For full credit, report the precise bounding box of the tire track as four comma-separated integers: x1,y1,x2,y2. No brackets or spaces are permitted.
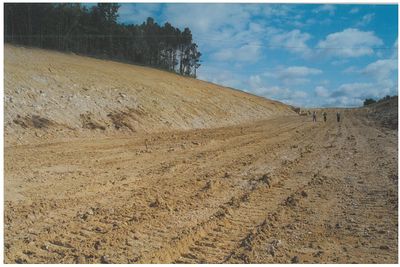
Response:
223,112,396,263
139,120,338,263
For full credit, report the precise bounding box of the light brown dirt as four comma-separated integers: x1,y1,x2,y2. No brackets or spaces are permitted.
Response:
5,109,398,263
4,46,398,264
4,45,293,146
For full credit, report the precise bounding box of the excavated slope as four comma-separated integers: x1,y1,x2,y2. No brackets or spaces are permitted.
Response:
4,45,294,145
363,97,398,130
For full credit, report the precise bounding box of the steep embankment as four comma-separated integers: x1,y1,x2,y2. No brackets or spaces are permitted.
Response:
362,97,398,130
4,45,294,145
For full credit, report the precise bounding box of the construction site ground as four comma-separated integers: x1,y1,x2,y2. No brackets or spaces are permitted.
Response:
4,110,398,263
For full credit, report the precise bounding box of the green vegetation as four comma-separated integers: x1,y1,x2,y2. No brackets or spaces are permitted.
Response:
363,95,397,107
4,3,201,77
363,98,377,106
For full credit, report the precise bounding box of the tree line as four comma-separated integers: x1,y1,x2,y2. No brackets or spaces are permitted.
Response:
363,95,397,106
4,3,202,77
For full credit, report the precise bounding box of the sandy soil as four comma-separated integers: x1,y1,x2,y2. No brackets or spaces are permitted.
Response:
5,109,398,263
4,45,293,146
4,45,398,264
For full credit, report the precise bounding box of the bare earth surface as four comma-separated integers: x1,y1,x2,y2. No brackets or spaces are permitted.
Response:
4,45,292,146
4,45,398,264
5,110,398,264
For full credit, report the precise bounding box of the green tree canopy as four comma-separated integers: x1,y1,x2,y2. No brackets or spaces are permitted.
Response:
5,3,201,77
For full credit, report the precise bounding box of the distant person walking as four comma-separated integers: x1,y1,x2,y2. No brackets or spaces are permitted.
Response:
323,112,327,122
312,111,317,122
336,112,341,122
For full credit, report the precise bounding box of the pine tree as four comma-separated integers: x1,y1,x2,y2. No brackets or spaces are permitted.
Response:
4,4,201,77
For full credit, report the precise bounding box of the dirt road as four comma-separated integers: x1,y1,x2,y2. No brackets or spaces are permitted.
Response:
4,110,398,263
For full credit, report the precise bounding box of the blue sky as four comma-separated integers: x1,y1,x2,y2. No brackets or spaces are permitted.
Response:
116,3,397,107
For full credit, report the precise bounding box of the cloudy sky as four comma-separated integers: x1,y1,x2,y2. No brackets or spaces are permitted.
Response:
117,3,397,107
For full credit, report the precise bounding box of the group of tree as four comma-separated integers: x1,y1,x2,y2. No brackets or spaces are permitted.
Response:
363,95,397,106
4,3,201,77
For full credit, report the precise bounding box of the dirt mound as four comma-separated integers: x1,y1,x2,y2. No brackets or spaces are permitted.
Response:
363,97,398,129
4,45,294,145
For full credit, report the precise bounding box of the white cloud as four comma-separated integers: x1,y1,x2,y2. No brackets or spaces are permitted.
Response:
277,66,322,77
116,4,396,108
315,86,330,97
285,78,310,86
331,59,349,66
362,59,397,81
249,75,263,88
256,5,307,28
315,78,397,107
259,4,294,17
313,5,336,16
161,4,256,44
212,50,232,61
251,86,289,98
317,28,383,58
343,58,397,82
267,28,312,57
247,73,395,108
335,58,397,105
332,82,390,99
264,66,322,86
198,67,243,89
251,85,307,103
118,4,161,24
162,4,245,33
330,96,364,107
212,42,262,62
160,4,274,68
247,75,308,106
356,13,375,27
293,90,308,99
305,18,317,25
343,66,359,74
248,22,264,33
320,80,330,86
392,39,398,59
350,7,359,14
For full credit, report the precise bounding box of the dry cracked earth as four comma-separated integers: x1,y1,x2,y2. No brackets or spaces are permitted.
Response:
4,110,398,264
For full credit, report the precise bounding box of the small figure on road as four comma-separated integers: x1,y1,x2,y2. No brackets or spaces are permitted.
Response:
323,112,327,122
312,111,317,122
336,112,341,122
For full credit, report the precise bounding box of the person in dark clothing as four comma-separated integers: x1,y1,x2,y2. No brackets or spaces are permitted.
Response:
312,111,317,122
336,112,341,122
323,112,327,122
